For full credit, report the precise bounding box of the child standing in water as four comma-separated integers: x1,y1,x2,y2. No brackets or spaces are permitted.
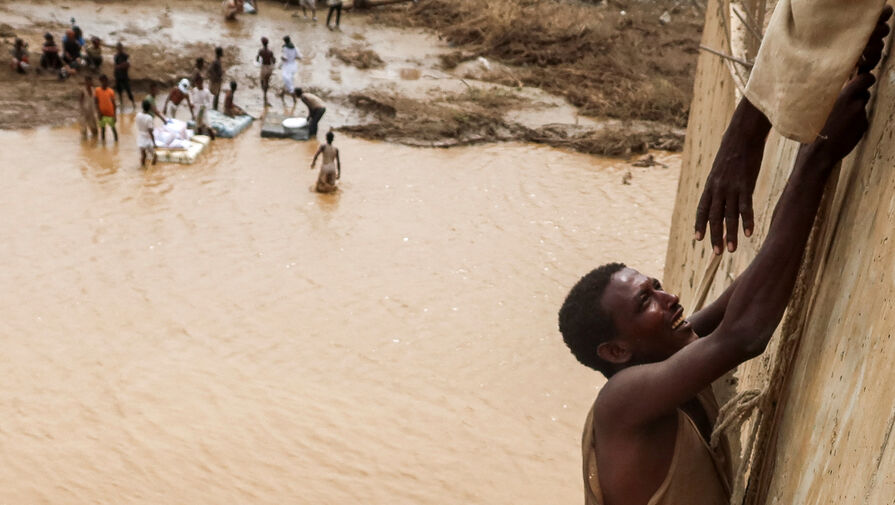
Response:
95,74,118,142
310,130,341,193
136,99,157,167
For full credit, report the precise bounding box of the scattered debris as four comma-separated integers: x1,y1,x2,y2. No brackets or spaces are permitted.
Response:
631,154,668,168
328,45,385,69
340,90,684,156
0,23,16,38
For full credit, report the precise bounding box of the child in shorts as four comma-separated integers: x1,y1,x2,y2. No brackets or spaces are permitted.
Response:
95,74,118,142
136,99,157,166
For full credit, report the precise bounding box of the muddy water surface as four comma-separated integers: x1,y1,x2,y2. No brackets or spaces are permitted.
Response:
1,121,678,504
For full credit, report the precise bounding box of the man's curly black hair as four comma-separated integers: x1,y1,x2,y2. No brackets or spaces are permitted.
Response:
558,262,626,378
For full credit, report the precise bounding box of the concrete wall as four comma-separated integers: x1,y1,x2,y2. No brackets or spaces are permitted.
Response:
664,1,895,503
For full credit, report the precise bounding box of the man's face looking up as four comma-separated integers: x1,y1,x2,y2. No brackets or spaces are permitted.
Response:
598,268,698,367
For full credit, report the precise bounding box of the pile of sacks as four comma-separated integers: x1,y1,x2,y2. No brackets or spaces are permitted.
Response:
153,118,194,150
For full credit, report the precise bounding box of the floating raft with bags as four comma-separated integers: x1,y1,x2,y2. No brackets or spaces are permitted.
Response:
156,135,212,164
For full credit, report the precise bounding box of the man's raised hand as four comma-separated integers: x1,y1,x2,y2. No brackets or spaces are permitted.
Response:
815,72,875,162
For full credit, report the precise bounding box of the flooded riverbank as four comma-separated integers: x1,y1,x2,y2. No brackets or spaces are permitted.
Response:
0,122,679,504
0,0,685,155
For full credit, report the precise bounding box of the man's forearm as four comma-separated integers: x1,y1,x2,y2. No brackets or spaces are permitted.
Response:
689,276,740,337
718,143,837,352
728,97,772,150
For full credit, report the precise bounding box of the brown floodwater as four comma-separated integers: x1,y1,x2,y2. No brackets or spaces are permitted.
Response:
0,122,679,504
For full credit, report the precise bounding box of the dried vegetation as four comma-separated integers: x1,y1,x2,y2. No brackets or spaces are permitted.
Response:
370,0,702,126
328,45,386,69
341,87,684,155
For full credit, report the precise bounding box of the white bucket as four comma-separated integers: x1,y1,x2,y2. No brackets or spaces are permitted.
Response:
282,117,308,129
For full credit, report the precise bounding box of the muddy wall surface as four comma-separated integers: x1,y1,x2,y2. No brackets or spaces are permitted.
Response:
664,0,895,503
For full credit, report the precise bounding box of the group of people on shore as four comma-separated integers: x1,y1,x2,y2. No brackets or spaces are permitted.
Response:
9,23,128,85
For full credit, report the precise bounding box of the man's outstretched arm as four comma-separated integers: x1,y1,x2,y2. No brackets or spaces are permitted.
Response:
694,97,770,255
600,71,876,427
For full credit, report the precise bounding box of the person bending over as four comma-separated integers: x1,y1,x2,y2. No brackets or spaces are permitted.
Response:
558,59,879,505
292,87,325,138
164,79,194,120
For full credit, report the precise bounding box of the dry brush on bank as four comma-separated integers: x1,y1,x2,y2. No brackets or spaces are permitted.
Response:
370,0,702,127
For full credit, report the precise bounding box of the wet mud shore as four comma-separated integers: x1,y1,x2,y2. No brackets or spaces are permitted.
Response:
0,0,701,155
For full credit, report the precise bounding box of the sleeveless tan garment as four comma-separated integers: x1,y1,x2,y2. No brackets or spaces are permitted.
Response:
582,389,731,505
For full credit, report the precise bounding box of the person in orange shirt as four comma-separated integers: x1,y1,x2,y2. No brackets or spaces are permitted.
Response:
94,74,118,142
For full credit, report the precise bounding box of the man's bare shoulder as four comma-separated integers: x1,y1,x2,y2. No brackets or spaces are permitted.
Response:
593,365,684,435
